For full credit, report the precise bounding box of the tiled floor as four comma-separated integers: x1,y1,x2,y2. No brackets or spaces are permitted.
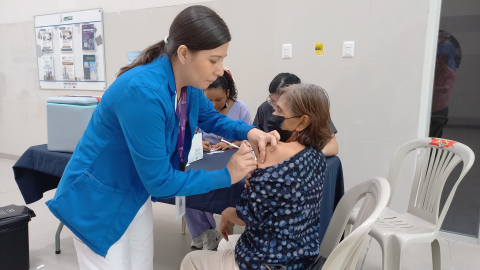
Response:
440,127,480,237
1,158,480,270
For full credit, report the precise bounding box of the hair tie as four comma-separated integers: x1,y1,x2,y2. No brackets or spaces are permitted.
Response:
164,36,169,45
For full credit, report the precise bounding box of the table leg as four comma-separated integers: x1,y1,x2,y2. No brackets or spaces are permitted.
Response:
181,217,186,235
55,222,64,254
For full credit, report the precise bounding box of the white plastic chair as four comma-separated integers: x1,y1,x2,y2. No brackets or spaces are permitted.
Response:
312,177,391,270
347,138,475,270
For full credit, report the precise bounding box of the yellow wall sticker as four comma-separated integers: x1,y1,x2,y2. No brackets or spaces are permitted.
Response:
315,43,324,55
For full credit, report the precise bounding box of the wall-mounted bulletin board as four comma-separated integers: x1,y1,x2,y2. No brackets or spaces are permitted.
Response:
34,9,106,90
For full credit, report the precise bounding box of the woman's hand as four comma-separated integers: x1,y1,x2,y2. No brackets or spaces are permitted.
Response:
220,207,246,241
213,141,241,150
202,141,211,152
212,142,228,151
220,214,234,241
247,129,280,163
212,141,236,151
226,141,257,185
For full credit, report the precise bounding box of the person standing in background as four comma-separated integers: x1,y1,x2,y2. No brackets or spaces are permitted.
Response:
253,73,339,156
432,53,457,118
438,31,456,72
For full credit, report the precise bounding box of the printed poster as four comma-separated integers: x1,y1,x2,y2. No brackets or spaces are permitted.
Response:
39,27,53,53
127,51,142,64
90,61,98,81
82,24,95,51
42,55,55,80
83,55,97,81
59,25,73,52
61,54,75,80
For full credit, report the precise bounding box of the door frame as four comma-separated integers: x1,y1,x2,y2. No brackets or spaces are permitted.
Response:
421,0,480,245
417,0,443,138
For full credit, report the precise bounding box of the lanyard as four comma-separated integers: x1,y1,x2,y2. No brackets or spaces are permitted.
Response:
176,87,188,166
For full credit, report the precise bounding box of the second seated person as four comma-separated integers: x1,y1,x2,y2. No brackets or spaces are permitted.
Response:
187,68,253,250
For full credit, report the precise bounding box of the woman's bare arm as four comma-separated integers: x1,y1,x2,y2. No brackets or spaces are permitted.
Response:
222,207,246,226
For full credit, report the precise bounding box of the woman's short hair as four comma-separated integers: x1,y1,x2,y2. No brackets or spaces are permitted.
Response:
278,84,332,151
269,73,301,94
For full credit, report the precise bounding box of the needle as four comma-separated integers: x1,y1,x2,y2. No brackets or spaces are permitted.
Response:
221,139,257,160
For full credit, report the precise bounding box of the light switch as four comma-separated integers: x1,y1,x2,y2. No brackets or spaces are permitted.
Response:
342,41,355,58
282,44,292,59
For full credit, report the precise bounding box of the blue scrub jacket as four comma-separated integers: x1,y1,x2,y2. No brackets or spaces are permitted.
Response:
46,55,254,256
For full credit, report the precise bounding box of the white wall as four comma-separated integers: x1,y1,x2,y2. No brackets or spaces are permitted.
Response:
0,0,433,196
0,0,213,24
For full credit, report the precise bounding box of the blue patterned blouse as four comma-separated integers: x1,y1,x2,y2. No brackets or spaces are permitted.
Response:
235,147,326,270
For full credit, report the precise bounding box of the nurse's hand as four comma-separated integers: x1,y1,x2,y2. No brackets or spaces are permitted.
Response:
247,129,281,163
226,141,257,185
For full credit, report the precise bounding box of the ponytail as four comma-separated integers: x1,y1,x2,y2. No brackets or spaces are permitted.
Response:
116,5,231,78
117,41,166,77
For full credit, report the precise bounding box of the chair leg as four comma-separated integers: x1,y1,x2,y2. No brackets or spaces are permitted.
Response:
431,239,442,270
55,222,64,254
181,216,186,235
380,237,403,270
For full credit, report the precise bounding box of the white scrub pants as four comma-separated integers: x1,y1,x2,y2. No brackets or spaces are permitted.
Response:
73,198,154,270
180,234,241,270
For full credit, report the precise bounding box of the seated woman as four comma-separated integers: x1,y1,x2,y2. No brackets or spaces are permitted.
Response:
181,83,332,270
201,68,253,152
186,69,253,251
253,73,339,156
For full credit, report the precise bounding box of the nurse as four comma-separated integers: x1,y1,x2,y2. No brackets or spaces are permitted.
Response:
46,5,278,270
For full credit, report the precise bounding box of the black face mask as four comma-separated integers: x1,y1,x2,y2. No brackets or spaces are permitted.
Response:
267,115,292,142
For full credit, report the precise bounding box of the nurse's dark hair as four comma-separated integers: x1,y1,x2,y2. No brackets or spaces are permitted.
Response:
117,5,231,77
269,73,301,94
278,84,332,151
205,70,237,99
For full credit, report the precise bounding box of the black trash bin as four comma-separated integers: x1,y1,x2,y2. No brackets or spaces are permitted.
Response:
0,205,36,270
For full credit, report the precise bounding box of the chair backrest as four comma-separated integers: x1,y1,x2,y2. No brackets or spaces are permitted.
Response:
318,177,390,270
387,138,475,227
429,116,449,137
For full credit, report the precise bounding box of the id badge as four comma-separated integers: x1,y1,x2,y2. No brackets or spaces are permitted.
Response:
175,196,186,221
